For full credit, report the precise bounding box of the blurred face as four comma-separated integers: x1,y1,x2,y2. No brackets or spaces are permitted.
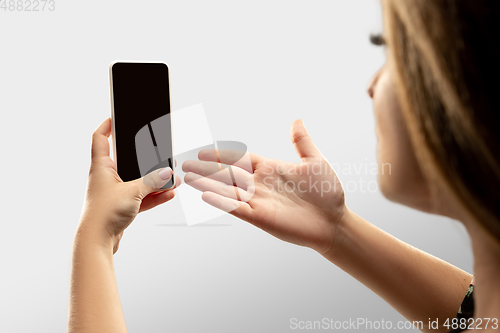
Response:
367,57,432,212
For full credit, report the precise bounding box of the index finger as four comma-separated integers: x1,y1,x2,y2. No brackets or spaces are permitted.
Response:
91,117,112,161
198,149,262,173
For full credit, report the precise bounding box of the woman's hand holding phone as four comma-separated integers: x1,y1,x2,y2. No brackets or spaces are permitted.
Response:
182,119,347,256
78,117,181,254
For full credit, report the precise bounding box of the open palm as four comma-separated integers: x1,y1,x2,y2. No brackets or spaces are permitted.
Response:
182,120,346,255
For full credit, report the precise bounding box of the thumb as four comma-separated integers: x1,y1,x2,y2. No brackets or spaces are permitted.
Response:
133,167,173,197
290,119,323,161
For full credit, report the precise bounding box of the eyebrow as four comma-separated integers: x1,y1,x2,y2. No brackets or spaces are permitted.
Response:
369,33,386,46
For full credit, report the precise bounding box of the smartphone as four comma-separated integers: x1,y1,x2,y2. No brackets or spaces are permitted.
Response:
109,61,175,189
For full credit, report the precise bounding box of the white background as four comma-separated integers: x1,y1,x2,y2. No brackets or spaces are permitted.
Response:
0,1,473,332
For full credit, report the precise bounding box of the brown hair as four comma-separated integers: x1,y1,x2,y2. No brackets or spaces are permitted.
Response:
382,0,500,240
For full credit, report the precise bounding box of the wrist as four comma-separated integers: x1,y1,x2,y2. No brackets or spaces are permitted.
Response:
318,206,357,262
74,218,115,253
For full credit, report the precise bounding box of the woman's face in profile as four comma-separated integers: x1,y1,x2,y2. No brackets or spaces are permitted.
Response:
367,57,432,213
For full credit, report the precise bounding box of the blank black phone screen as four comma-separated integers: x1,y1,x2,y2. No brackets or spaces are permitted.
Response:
110,62,173,186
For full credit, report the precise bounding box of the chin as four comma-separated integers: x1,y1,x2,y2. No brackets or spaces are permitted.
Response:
377,173,434,213
377,175,400,203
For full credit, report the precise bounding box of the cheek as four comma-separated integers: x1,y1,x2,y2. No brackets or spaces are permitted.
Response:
374,92,402,195
373,74,404,176
372,74,428,206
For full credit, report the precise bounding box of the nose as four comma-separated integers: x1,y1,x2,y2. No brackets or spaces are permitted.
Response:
367,80,374,98
366,67,382,99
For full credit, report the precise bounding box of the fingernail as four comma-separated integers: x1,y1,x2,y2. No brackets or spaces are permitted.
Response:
159,167,172,180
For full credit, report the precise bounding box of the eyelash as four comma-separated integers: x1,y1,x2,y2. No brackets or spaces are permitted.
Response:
370,33,386,46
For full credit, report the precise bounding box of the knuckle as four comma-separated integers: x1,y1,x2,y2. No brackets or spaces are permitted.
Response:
292,133,307,145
